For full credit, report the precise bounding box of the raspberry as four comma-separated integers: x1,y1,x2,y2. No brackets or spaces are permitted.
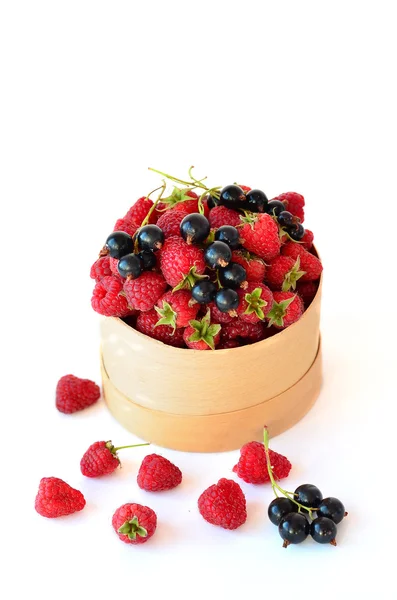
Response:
112,503,157,544
90,256,112,282
217,339,241,349
208,301,236,324
156,209,184,238
136,309,185,347
124,197,157,225
56,374,100,414
137,454,182,491
35,477,86,518
183,309,221,350
221,320,264,343
273,192,305,222
267,291,304,329
240,213,280,261
80,440,148,477
296,281,318,307
198,478,247,530
91,275,130,317
232,250,266,282
109,256,120,275
239,185,252,192
265,255,305,291
123,271,167,311
233,441,292,484
158,189,206,216
282,242,323,281
159,236,206,289
209,205,241,229
237,282,274,324
113,217,140,237
300,228,314,250
156,290,199,329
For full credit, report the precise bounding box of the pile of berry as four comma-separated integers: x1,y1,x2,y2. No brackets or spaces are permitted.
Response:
90,168,323,349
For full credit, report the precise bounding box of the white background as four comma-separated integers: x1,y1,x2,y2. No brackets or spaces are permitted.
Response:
1,1,396,599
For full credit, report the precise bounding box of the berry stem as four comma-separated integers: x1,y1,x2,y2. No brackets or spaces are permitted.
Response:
140,181,167,228
112,442,150,452
263,427,317,518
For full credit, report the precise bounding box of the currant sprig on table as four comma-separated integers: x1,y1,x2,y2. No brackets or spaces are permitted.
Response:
263,427,347,548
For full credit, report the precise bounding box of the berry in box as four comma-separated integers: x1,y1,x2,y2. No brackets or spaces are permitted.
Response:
91,168,323,452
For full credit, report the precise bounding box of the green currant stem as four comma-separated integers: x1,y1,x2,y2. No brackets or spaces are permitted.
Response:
263,427,317,518
140,181,167,228
113,442,150,452
188,165,208,187
149,167,205,189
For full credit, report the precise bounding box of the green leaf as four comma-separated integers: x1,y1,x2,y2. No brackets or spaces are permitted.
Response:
187,309,220,349
282,257,306,292
266,296,295,327
172,266,208,292
243,287,268,320
154,302,177,332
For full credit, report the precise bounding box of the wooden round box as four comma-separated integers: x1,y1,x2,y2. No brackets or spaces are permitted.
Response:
100,272,322,452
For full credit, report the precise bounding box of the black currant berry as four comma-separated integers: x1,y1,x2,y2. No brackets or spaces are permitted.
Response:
137,225,164,252
215,288,239,313
219,184,247,210
246,189,268,213
180,213,210,244
191,280,217,304
218,262,247,289
138,250,157,271
266,200,285,217
277,211,295,227
117,253,142,279
204,241,232,269
294,484,323,509
214,226,240,249
105,231,134,259
288,223,305,241
317,497,346,524
310,517,337,545
206,193,218,209
278,513,310,547
268,498,298,526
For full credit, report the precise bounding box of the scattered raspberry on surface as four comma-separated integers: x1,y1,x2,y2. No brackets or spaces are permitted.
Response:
56,374,100,414
137,454,182,491
136,309,186,347
91,275,130,316
35,477,86,518
239,213,281,261
90,256,112,282
80,441,120,477
112,503,157,544
124,271,167,311
198,478,247,530
233,441,292,484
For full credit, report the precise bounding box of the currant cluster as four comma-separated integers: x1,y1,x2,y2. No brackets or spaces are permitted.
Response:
210,184,305,241
104,224,164,279
263,428,347,548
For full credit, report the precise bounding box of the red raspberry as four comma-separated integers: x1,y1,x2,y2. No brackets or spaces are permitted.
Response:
296,281,318,307
237,282,274,323
159,236,206,289
123,271,167,311
221,320,264,343
91,275,130,317
137,454,182,491
217,339,241,349
233,441,292,484
198,478,247,530
35,477,86,518
56,374,100,414
113,217,140,237
156,290,199,329
232,250,266,282
136,310,185,347
282,242,323,281
183,309,221,350
157,189,205,216
300,228,314,250
209,205,241,228
208,302,237,324
112,503,157,545
90,256,112,282
80,440,148,478
265,255,305,291
156,209,184,238
273,192,305,222
124,197,157,225
240,213,280,261
109,256,119,275
267,291,304,329
239,185,252,192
